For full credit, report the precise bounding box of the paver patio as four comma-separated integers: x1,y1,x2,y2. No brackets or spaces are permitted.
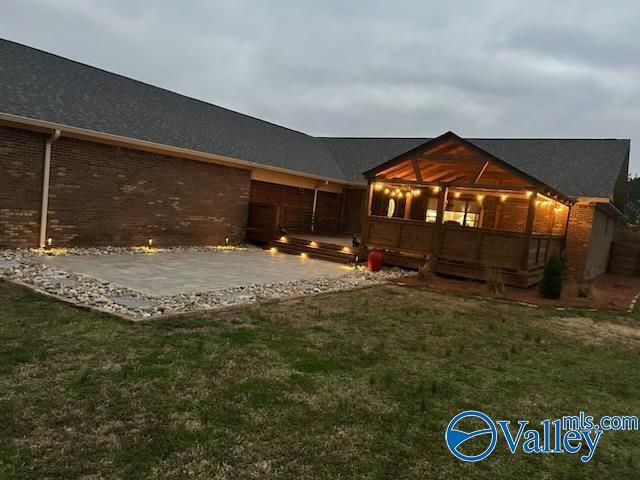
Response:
35,249,353,296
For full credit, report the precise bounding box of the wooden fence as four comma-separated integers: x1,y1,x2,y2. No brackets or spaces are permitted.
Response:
609,241,640,276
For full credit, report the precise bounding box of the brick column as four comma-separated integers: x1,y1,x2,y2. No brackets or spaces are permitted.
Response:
564,202,595,280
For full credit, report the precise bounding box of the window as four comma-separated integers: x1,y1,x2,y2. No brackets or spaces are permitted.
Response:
371,189,405,218
443,199,481,227
425,197,438,223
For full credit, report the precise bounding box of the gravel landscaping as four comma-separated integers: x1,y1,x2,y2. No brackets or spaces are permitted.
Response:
0,246,411,320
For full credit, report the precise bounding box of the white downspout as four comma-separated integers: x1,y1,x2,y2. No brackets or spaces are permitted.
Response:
311,187,318,232
39,129,61,248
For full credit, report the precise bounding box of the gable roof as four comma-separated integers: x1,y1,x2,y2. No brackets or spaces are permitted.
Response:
0,38,344,181
0,38,630,201
326,135,630,200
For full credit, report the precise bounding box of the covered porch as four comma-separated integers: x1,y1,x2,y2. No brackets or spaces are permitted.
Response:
361,132,572,286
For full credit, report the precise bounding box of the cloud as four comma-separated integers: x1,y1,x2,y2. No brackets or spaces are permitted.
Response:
1,0,638,172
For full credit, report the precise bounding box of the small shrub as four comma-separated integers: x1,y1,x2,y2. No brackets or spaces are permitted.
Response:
485,267,505,295
418,256,434,282
540,254,563,298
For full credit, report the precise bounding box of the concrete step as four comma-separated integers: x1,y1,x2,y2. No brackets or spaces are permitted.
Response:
266,240,363,265
276,235,358,252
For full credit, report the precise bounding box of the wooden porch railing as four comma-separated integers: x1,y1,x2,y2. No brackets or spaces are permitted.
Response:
365,215,564,273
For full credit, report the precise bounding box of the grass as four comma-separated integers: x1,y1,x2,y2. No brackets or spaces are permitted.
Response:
0,281,639,479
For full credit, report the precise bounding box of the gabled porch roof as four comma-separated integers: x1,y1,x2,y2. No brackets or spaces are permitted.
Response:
362,131,575,204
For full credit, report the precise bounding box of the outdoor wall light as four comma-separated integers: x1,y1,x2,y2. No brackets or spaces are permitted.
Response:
500,194,508,202
453,191,461,198
412,189,421,196
374,183,383,191
477,194,485,203
432,186,440,193
225,237,229,245
46,237,53,247
526,191,534,198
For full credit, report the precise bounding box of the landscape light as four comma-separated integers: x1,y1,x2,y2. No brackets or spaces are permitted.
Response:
280,236,287,242
300,252,308,259
310,241,318,247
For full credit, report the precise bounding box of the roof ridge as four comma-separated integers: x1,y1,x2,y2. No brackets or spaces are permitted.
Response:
320,135,628,141
0,37,314,139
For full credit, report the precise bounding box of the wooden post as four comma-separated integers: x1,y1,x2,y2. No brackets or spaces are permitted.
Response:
519,191,537,271
360,182,374,247
404,193,413,219
431,185,447,268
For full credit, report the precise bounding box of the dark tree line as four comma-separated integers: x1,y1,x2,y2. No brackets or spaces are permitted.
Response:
628,176,640,225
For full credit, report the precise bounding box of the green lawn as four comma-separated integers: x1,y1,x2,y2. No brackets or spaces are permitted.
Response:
1,280,639,479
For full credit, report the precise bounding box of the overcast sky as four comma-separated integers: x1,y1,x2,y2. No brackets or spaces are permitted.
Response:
2,0,639,173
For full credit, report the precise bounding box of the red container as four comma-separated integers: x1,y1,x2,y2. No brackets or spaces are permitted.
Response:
368,249,384,272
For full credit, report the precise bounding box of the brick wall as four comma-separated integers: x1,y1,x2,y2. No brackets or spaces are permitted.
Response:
492,198,528,232
0,126,46,247
564,203,596,280
1,126,251,247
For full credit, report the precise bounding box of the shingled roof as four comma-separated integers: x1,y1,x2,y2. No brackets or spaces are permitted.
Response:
0,39,630,201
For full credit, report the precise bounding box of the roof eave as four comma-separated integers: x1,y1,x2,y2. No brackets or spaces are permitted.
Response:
0,112,363,187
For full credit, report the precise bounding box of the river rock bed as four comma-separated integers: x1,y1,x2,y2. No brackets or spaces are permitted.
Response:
0,247,412,320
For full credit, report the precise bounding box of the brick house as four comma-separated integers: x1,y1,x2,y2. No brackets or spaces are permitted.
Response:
0,40,630,284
